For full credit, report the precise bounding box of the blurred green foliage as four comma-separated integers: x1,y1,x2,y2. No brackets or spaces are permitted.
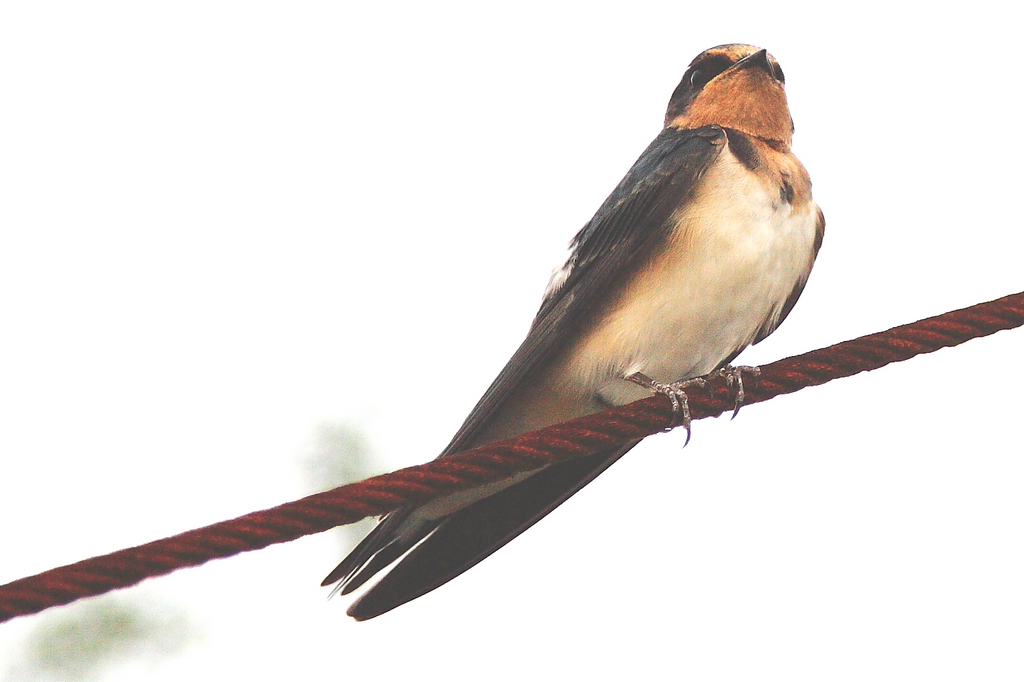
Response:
4,596,192,681
300,421,384,550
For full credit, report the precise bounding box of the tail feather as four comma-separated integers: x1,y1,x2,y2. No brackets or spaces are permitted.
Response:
321,510,414,588
338,523,438,595
346,441,638,620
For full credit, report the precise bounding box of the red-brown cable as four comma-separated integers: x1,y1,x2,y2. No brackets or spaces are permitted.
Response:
1,291,1022,623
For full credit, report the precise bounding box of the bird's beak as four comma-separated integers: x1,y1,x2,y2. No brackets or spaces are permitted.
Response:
732,49,781,83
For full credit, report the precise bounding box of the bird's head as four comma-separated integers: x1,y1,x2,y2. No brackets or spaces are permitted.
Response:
665,44,792,149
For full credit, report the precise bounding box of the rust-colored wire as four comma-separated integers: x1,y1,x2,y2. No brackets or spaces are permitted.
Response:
1,291,1022,623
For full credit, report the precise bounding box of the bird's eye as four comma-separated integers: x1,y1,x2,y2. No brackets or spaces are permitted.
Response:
689,69,706,88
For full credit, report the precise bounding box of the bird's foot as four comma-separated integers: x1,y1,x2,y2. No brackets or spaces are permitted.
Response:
626,372,711,445
714,365,761,419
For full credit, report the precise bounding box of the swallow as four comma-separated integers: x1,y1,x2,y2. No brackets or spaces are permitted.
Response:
323,44,824,620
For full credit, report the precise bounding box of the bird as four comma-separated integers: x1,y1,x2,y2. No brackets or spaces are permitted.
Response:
323,44,825,620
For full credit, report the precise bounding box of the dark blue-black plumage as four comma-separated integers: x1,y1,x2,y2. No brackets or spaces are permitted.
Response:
325,127,727,620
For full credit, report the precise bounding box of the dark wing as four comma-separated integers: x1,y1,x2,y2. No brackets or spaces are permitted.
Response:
345,441,639,620
324,126,726,615
441,124,727,454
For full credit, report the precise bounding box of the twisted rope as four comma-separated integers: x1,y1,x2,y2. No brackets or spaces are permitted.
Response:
1,291,1022,623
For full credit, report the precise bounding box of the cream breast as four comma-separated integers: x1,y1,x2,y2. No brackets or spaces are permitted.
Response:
558,138,821,407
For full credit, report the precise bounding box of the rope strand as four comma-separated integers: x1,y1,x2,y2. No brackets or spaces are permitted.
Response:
2,291,1022,623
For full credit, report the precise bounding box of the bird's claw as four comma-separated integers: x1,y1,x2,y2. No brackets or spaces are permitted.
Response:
714,365,761,419
626,372,709,446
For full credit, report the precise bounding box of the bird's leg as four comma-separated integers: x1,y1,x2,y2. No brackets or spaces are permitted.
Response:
714,365,761,419
625,372,711,445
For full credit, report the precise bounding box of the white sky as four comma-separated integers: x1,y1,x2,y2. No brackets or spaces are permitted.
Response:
2,1,1023,679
